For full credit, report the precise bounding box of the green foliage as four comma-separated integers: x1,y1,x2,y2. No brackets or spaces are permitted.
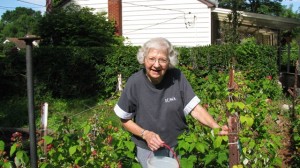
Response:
0,7,42,40
291,104,300,166
0,47,26,99
280,3,300,19
0,97,28,127
0,132,30,167
281,39,300,66
178,116,229,167
178,44,234,73
235,38,278,80
0,70,297,167
0,113,139,168
2,42,17,56
52,0,64,7
218,0,283,16
98,45,140,96
33,46,109,98
38,113,137,167
38,4,120,47
177,70,284,167
178,40,277,81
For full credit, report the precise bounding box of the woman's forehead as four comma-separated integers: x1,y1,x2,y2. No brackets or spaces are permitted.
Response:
148,48,167,56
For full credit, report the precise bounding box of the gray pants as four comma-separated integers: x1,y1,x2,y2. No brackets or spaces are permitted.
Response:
136,146,176,168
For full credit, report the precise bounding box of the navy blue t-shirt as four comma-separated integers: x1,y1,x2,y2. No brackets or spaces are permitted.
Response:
114,68,200,149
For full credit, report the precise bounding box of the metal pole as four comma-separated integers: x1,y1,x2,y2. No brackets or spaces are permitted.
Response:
19,36,41,168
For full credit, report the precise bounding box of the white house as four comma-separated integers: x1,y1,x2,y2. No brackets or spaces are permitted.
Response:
54,0,300,47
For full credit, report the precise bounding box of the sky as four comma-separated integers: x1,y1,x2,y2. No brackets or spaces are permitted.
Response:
282,0,300,12
0,0,299,18
0,0,46,17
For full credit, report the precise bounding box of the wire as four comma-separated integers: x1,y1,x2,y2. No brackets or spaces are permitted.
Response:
17,0,45,7
0,6,16,9
70,104,100,118
124,15,184,34
123,1,185,14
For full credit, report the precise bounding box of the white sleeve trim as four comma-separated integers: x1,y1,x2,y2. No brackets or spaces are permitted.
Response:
114,104,134,119
183,96,200,116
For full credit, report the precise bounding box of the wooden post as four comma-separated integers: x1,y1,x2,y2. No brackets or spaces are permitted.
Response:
228,114,240,167
227,67,240,167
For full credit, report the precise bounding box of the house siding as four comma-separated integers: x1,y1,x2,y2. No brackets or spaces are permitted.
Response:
60,0,213,47
122,0,212,46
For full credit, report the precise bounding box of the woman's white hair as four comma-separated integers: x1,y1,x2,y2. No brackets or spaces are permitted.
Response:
137,37,178,68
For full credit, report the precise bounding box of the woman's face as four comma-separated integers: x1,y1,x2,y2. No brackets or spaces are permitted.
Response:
144,48,169,84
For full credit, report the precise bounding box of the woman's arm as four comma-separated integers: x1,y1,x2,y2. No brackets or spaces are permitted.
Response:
190,104,228,135
121,119,165,151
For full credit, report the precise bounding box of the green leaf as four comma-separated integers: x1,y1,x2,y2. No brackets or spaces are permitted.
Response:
40,163,49,168
14,156,22,167
188,142,195,152
196,142,206,153
58,154,65,161
132,162,142,168
0,141,5,151
83,125,91,135
222,136,228,142
187,155,197,163
179,157,194,168
213,128,221,135
217,152,228,164
43,135,54,144
213,136,223,148
185,133,196,143
16,151,24,160
10,143,17,157
3,162,13,168
124,151,135,159
179,141,189,151
226,102,233,109
75,157,82,164
204,152,217,165
249,140,255,149
125,141,135,151
69,146,77,156
235,102,245,109
240,115,254,127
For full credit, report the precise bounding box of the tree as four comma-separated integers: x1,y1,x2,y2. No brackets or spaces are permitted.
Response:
0,7,42,40
219,0,284,16
38,4,120,47
280,4,300,19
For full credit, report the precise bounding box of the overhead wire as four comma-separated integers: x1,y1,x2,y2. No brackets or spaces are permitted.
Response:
17,0,45,7
123,1,185,14
122,1,196,33
124,15,184,34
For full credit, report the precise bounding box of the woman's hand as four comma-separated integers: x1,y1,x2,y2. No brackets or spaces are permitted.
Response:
218,125,229,136
142,130,165,151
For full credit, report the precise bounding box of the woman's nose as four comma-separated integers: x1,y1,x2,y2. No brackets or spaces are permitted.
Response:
153,60,161,67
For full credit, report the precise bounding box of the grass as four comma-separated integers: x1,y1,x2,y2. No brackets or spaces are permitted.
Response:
0,95,121,130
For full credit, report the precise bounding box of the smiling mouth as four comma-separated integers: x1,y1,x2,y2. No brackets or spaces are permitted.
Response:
151,69,161,73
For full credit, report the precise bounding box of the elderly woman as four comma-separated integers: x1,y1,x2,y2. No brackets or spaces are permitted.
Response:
114,37,228,167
